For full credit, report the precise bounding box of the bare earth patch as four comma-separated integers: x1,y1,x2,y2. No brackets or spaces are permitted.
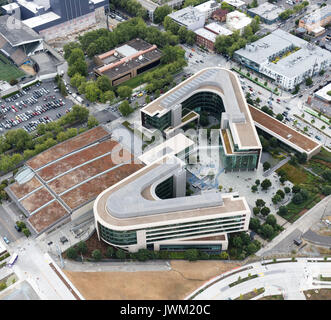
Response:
63,260,241,300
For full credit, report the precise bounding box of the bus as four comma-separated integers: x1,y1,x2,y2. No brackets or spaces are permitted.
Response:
7,253,18,267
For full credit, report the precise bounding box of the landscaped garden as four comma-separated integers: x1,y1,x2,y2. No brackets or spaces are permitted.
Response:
235,287,265,300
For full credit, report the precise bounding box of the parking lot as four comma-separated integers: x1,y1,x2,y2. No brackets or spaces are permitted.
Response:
0,81,74,134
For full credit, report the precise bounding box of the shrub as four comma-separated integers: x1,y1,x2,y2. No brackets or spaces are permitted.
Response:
184,249,199,261
92,249,102,261
116,249,126,259
22,228,31,237
67,248,78,260
106,247,114,258
76,241,88,255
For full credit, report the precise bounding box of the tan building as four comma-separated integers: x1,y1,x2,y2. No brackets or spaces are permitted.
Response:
299,5,331,34
94,39,162,86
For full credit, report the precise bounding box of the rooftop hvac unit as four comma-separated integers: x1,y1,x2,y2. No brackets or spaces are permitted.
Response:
138,55,143,60
114,52,118,56
287,134,292,139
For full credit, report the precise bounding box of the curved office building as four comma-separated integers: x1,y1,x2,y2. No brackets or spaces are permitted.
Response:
141,67,262,172
94,68,261,253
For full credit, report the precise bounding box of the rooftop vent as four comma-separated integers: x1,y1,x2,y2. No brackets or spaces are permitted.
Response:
287,134,292,139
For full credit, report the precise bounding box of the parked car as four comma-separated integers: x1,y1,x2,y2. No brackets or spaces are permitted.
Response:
3,236,10,244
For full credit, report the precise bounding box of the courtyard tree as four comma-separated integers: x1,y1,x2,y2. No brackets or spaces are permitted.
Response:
284,187,291,194
253,207,260,215
292,192,304,204
266,214,277,227
272,194,282,204
261,224,274,239
255,199,266,207
251,185,258,192
260,206,271,216
255,179,260,186
249,217,261,231
276,189,285,199
263,161,271,171
292,185,301,193
261,179,272,190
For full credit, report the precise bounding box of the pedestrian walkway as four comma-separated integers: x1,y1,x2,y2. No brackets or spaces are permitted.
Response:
263,156,290,177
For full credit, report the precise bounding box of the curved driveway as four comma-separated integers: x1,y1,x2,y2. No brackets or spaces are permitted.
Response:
187,258,331,300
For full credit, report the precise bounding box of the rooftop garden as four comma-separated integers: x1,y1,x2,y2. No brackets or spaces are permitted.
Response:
271,46,301,64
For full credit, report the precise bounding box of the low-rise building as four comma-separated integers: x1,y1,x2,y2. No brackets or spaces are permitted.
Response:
195,0,220,20
168,6,205,30
226,10,252,35
211,8,229,22
234,29,331,90
299,5,331,35
247,2,285,25
94,38,162,86
222,0,246,10
314,83,331,104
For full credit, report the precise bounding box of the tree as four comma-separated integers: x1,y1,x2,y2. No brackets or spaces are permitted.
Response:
96,75,112,92
261,224,274,239
260,206,271,216
101,90,115,103
272,194,282,204
116,249,126,259
154,5,172,24
261,179,272,190
66,248,78,260
256,199,266,207
279,206,288,216
247,242,258,255
184,249,199,261
249,217,261,231
117,86,132,99
292,192,303,204
87,116,99,129
22,228,31,237
92,249,102,261
253,207,260,215
106,247,114,258
284,187,291,194
276,189,285,199
292,185,301,193
276,113,284,121
119,100,134,117
263,161,271,171
232,236,243,249
266,214,277,227
136,249,152,262
255,179,260,186
322,170,331,182
251,185,258,192
84,81,101,102
76,241,88,255
305,77,313,86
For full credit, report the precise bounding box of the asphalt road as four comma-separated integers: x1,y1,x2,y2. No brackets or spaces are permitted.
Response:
0,81,74,135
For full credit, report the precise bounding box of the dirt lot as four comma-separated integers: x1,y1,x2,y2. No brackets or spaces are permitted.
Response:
63,260,241,300
304,289,331,300
28,126,109,170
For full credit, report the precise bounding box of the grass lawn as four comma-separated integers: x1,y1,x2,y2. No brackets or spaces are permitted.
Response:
235,287,265,300
277,163,308,184
0,54,25,82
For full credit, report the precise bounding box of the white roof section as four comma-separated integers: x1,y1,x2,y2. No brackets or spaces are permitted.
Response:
248,2,285,21
226,10,252,30
22,11,61,29
16,0,44,13
205,22,233,36
2,3,20,11
314,83,331,102
301,4,331,24
139,133,195,165
194,27,217,42
116,44,138,57
223,0,245,8
90,0,107,4
168,6,205,26
312,25,325,34
195,0,218,13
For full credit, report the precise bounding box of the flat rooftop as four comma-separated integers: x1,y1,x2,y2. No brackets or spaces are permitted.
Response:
8,126,144,234
0,15,42,46
205,22,233,36
301,5,331,24
22,12,61,29
141,68,261,150
248,2,285,21
168,6,205,26
249,105,321,153
314,83,331,103
95,156,249,228
95,38,162,79
195,27,217,42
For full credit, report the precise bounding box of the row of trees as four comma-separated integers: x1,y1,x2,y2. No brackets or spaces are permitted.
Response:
249,214,282,240
279,1,309,20
109,0,148,20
